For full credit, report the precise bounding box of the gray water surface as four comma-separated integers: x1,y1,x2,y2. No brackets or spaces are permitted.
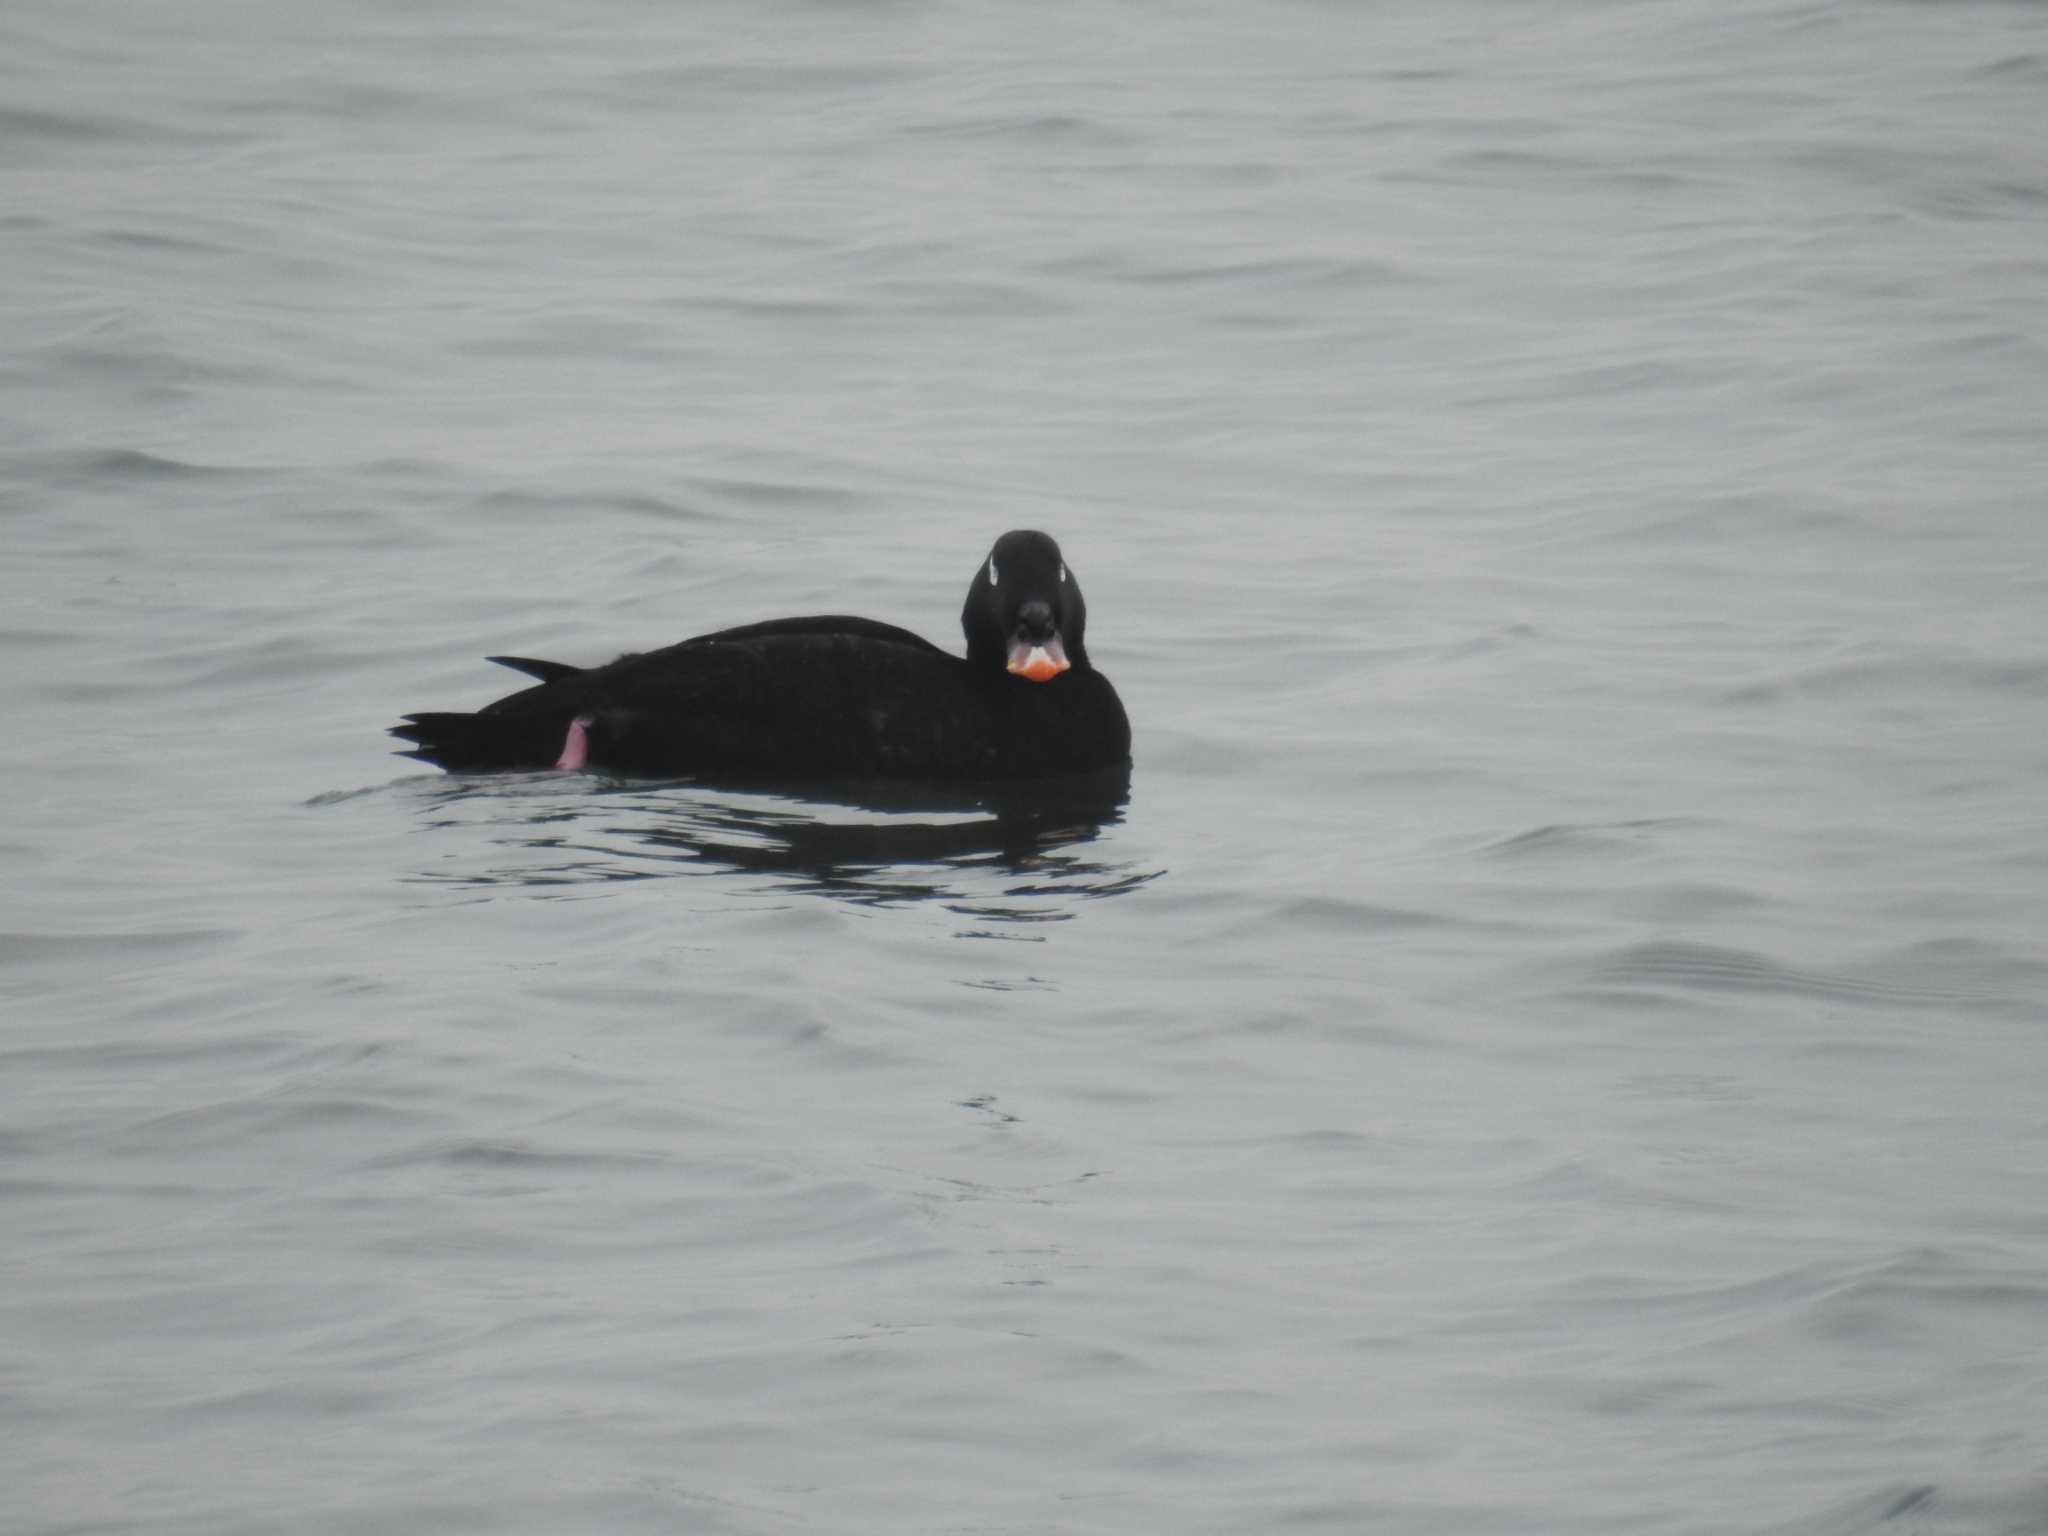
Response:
5,2,2048,1532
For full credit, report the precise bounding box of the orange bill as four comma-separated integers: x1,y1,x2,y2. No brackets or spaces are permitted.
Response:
1006,638,1070,682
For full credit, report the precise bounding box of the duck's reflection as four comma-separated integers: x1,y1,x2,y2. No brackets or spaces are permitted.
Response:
405,765,1155,917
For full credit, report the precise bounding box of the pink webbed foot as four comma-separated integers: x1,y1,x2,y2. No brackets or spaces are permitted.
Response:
555,714,595,772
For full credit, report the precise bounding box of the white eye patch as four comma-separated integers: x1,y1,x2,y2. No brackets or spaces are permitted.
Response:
1058,563,1066,583
988,556,999,586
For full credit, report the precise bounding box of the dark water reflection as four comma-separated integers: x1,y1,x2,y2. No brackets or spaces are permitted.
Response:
397,766,1159,917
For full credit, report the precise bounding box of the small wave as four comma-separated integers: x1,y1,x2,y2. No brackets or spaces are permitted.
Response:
866,275,1072,319
0,105,149,146
0,626,72,651
680,474,864,511
1721,649,2048,705
307,783,404,807
469,487,726,525
0,927,231,969
903,111,1138,150
1118,254,1405,294
687,293,860,323
618,60,914,102
1560,1248,1927,1326
1922,175,2048,221
1480,817,1705,862
361,1137,680,1174
92,225,226,255
1585,940,2008,1010
1267,894,1459,934
47,447,259,483
1976,51,2048,82
118,1094,441,1153
1780,1482,1942,1536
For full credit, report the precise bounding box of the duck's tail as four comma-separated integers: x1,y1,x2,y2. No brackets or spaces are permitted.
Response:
390,654,590,771
388,711,565,771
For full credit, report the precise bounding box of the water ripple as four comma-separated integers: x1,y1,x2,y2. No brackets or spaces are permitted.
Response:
1583,940,2014,1010
380,770,1162,925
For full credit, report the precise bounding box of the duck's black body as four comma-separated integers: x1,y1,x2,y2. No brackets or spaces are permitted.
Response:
390,530,1131,780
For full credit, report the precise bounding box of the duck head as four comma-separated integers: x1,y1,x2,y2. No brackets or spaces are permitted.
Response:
962,529,1090,681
